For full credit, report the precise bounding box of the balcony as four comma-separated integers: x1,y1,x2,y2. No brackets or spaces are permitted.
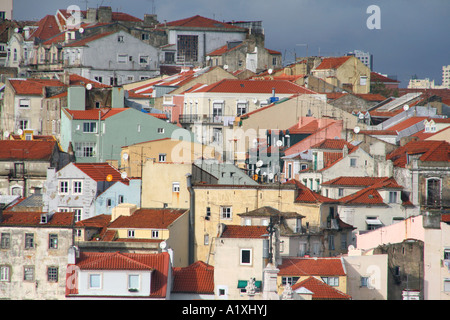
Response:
179,114,235,125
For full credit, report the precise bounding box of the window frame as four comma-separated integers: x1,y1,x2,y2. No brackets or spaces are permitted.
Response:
25,233,34,249
89,273,102,289
240,248,252,266
23,266,35,281
49,234,58,249
172,182,180,193
220,206,232,220
128,274,140,291
72,180,83,194
83,121,97,133
58,180,69,195
0,265,10,282
1,233,11,249
47,266,59,282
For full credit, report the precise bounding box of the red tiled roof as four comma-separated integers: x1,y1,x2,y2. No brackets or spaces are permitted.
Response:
69,73,111,88
278,257,346,276
64,107,128,120
292,276,351,300
315,57,351,70
208,43,244,56
194,79,316,94
386,117,428,132
0,140,57,161
310,139,355,150
369,109,403,118
370,72,400,83
359,130,398,136
322,176,392,187
220,225,269,238
0,211,74,226
9,78,65,95
75,214,111,228
66,251,170,298
73,162,129,183
355,93,387,101
284,179,338,203
107,208,187,229
386,140,450,167
163,15,246,30
28,15,61,41
172,261,214,294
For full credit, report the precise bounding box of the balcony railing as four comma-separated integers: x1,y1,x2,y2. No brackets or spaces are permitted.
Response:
179,114,235,125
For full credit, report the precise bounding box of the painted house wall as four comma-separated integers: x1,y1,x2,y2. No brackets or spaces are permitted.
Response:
65,31,160,85
95,179,141,215
76,270,151,297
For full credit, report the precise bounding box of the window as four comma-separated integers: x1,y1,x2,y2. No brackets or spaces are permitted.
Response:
212,102,223,117
444,279,450,293
1,233,10,249
159,154,166,162
236,102,248,116
328,234,335,250
75,142,96,158
204,234,209,245
444,249,450,260
47,267,58,282
151,230,159,238
141,33,149,40
427,178,441,207
118,195,124,204
240,249,252,265
172,182,180,192
139,55,149,64
205,207,211,220
73,180,83,194
18,120,28,130
117,35,124,43
106,198,112,208
338,188,344,197
25,233,34,249
360,276,369,287
157,127,164,134
74,208,82,222
83,122,97,133
360,76,368,86
127,230,135,238
128,274,140,291
89,273,101,289
59,180,69,194
0,266,10,282
177,35,198,62
75,229,82,237
118,54,128,63
213,128,222,143
282,277,299,286
24,266,35,281
389,191,398,203
350,158,357,167
19,99,30,108
49,234,58,249
220,206,232,219
322,277,339,287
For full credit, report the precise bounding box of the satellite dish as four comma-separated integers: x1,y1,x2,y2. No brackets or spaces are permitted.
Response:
256,160,263,167
121,172,128,179
268,173,274,180
160,241,167,250
122,152,129,160
268,68,273,74
358,113,365,120
17,129,23,135
206,56,210,61
86,83,93,90
354,126,360,134
403,104,409,111
223,65,229,70
14,28,19,33
79,27,84,33
3,131,9,139
276,140,283,147
348,245,355,251
253,98,258,104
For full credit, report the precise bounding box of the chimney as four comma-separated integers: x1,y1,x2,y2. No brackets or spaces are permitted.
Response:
111,203,137,221
144,14,158,26
111,86,124,108
97,6,112,23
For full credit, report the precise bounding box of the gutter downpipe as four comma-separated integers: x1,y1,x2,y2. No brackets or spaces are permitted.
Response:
186,173,195,265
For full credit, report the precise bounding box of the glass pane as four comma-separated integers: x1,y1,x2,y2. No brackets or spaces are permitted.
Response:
90,274,101,288
129,275,139,289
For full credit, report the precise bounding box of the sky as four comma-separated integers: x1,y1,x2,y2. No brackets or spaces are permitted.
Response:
12,0,450,87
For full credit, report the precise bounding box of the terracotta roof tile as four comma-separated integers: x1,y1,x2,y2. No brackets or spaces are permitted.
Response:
310,139,355,150
386,140,450,167
0,211,74,226
322,176,392,187
75,214,111,228
292,276,351,300
9,78,65,95
0,140,57,161
64,107,128,120
28,15,61,41
220,225,269,238
172,261,214,294
284,179,338,203
370,72,400,83
315,57,351,70
64,31,115,47
73,162,129,183
163,15,245,30
278,257,346,276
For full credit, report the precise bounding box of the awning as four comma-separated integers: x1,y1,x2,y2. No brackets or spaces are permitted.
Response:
366,219,382,225
237,280,262,289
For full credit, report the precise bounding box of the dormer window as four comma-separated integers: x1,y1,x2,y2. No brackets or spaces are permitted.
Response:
40,214,48,224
